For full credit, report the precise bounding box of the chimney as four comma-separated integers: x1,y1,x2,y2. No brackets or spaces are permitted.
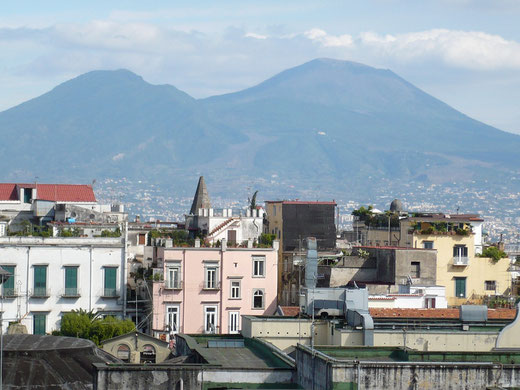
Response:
195,238,201,248
221,238,227,251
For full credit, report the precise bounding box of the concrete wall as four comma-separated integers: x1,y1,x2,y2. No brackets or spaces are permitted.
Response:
94,364,294,390
102,333,171,363
296,345,520,390
0,237,125,334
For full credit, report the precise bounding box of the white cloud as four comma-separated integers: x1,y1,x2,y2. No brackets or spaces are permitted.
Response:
304,28,354,48
112,153,125,161
244,32,268,40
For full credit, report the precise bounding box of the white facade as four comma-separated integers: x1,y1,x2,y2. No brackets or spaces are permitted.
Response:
188,208,264,245
369,286,447,309
0,236,126,334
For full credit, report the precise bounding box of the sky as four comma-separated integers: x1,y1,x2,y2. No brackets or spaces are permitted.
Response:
1,0,520,134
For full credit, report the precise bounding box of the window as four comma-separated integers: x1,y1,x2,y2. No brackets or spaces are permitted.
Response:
253,289,264,309
2,265,15,297
485,280,496,291
411,262,421,278
423,241,434,249
230,280,241,299
117,344,130,362
273,205,276,216
64,266,78,296
166,265,181,289
33,265,48,297
425,298,436,308
166,305,180,334
204,306,218,333
104,267,118,297
253,256,265,277
229,311,240,334
33,313,46,335
455,277,467,298
204,265,219,289
453,245,468,258
141,344,156,364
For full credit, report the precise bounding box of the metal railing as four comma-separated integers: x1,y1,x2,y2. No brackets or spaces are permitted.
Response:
2,288,17,297
101,288,120,298
61,288,81,297
201,280,221,290
453,256,469,266
164,280,183,289
31,287,50,298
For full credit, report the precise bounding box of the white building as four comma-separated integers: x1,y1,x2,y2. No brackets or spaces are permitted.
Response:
369,285,448,309
0,236,126,334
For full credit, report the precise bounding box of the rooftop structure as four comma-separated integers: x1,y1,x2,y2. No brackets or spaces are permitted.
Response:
189,176,211,215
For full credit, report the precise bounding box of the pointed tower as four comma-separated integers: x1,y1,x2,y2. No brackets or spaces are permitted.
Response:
190,176,211,215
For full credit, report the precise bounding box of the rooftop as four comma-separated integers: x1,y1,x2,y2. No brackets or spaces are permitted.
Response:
266,200,336,205
409,213,483,222
0,183,96,203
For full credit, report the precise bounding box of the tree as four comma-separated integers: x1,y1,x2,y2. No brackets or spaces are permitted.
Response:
248,190,258,212
480,246,508,262
56,310,135,345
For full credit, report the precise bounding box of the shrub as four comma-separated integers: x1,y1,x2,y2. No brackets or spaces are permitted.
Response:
480,246,508,262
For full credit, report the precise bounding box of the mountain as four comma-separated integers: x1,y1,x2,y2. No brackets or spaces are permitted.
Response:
0,59,519,197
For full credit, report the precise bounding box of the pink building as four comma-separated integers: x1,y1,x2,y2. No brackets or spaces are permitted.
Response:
152,239,279,339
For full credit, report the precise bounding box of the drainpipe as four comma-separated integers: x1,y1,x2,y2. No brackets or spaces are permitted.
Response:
26,246,30,316
357,360,361,390
123,221,128,318
219,245,224,334
182,249,186,334
89,245,93,312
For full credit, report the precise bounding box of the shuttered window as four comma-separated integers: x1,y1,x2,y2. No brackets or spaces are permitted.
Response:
2,266,15,296
104,267,117,297
33,266,47,296
33,314,46,335
64,267,78,296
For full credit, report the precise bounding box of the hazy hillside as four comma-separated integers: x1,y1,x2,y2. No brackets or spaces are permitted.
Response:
0,58,519,192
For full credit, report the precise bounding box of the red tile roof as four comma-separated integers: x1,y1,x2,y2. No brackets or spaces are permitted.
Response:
0,183,96,202
280,306,300,317
369,308,516,320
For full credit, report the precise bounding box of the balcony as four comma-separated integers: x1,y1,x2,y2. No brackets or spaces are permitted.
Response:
201,280,221,291
2,288,18,298
164,280,183,290
453,256,469,266
101,288,120,298
61,288,81,298
31,287,50,298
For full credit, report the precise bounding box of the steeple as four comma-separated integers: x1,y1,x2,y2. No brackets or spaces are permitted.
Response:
190,176,211,215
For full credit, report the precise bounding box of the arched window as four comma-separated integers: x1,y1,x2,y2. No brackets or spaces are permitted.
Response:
253,289,264,309
141,344,156,364
116,344,130,362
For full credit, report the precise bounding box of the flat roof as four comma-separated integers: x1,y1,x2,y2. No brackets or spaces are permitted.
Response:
184,334,292,369
265,200,336,205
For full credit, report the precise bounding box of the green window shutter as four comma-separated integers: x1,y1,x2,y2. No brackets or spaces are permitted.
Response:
34,266,47,296
65,267,78,295
33,314,46,335
455,278,466,298
3,266,15,294
104,268,117,296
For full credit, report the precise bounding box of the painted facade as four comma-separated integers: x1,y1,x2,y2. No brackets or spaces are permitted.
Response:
0,236,125,334
152,239,279,339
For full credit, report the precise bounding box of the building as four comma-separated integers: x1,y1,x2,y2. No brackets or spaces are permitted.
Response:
0,236,126,334
185,177,264,245
0,182,125,233
318,246,437,295
94,334,297,390
368,285,448,309
352,205,509,305
151,239,279,339
264,200,337,305
101,331,171,364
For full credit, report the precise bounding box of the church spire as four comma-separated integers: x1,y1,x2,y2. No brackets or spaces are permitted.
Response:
190,176,211,215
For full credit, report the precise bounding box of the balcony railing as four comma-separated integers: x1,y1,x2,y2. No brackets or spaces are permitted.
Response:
164,280,183,290
101,288,120,298
2,288,17,297
31,287,50,298
201,280,221,291
61,288,81,298
453,256,469,266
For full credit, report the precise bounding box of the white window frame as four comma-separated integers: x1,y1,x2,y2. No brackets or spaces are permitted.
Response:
166,305,180,334
230,280,241,299
166,264,181,289
204,305,218,334
252,256,265,277
252,289,265,309
204,265,219,289
229,311,240,334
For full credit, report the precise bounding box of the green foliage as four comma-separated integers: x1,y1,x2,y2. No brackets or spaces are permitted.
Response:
258,233,276,247
59,228,80,237
480,246,508,262
249,190,258,212
57,310,135,345
147,229,193,246
8,221,52,237
352,206,373,220
100,228,121,237
515,255,520,265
